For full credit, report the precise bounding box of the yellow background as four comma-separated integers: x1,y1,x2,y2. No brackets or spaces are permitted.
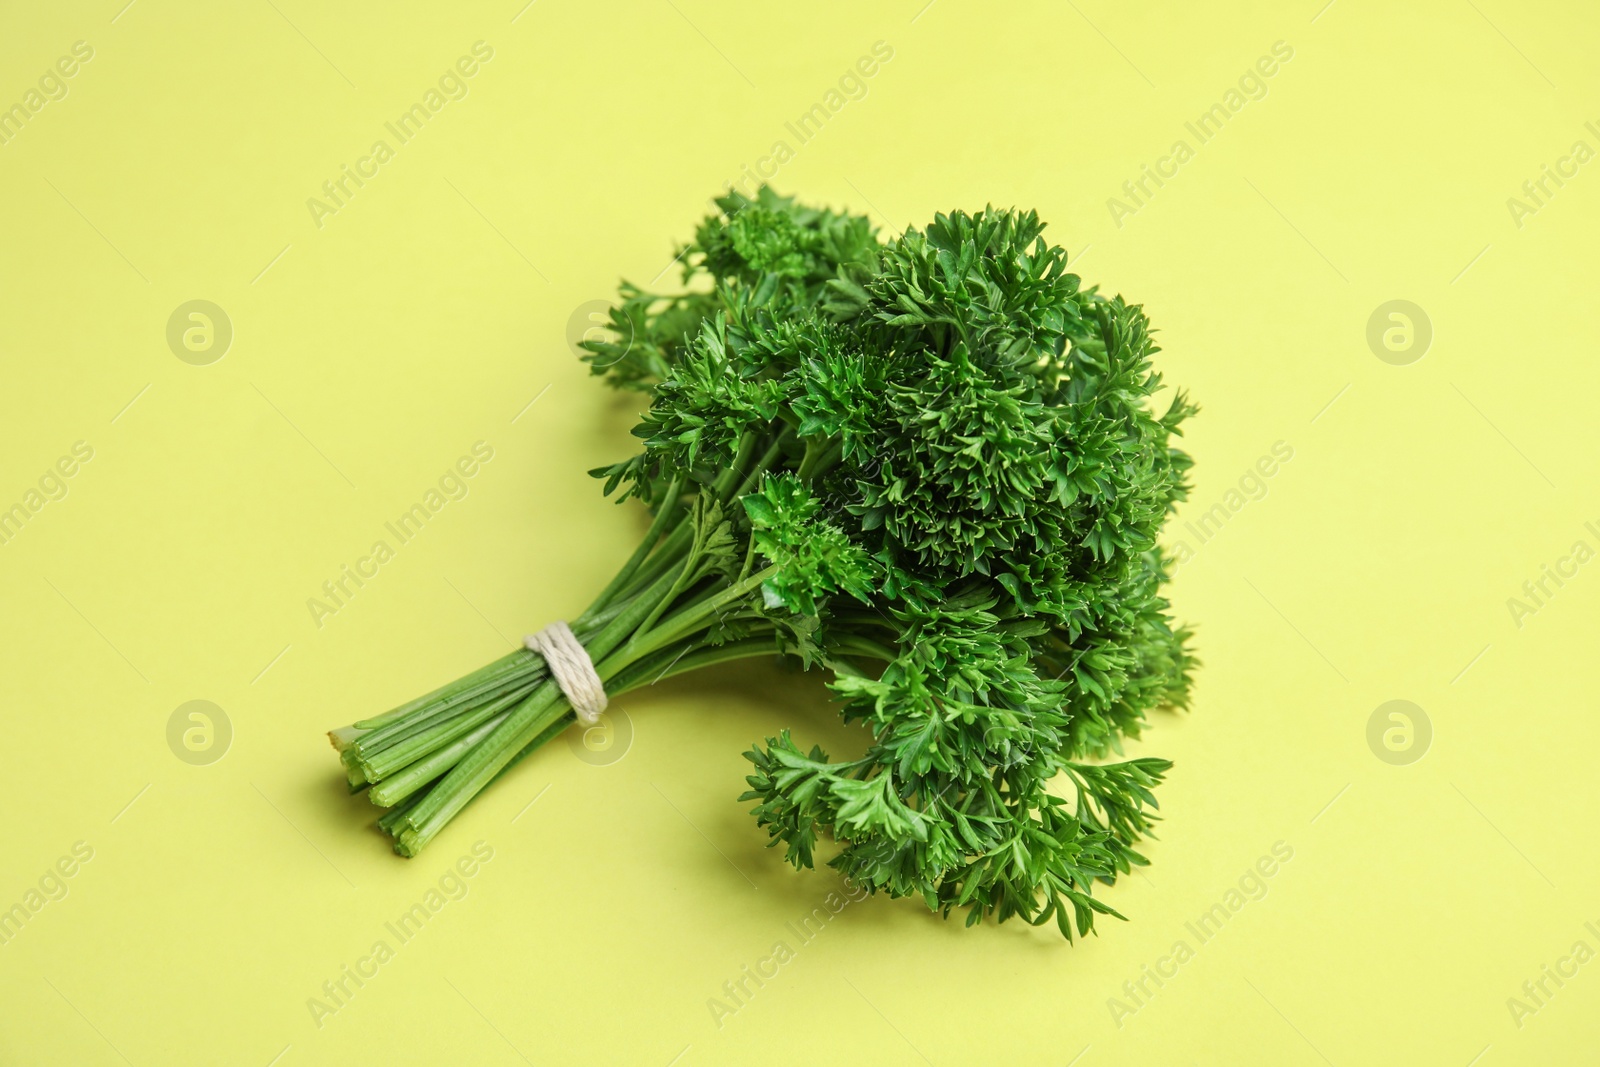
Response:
2,0,1596,1063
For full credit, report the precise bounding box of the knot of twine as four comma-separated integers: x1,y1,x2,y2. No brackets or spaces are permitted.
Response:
524,621,608,726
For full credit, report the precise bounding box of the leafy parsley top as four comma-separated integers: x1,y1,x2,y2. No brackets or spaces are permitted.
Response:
582,187,1195,938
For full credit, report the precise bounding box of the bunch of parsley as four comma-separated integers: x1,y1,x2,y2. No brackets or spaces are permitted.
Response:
329,187,1196,941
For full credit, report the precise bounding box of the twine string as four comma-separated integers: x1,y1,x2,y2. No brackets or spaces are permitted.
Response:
524,621,608,726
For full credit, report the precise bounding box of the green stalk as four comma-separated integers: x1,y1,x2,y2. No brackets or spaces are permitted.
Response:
350,650,529,732
598,429,774,608
603,636,778,693
609,518,697,605
603,565,779,668
735,430,791,500
396,560,694,854
360,683,536,781
586,477,684,615
712,431,759,500
349,651,536,751
369,706,515,807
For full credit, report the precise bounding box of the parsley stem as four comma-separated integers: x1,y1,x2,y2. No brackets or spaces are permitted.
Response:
588,476,684,614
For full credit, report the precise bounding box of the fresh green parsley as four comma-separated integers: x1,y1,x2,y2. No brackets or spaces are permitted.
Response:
328,187,1197,941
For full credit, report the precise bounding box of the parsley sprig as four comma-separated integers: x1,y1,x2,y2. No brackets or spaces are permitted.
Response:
328,187,1197,941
